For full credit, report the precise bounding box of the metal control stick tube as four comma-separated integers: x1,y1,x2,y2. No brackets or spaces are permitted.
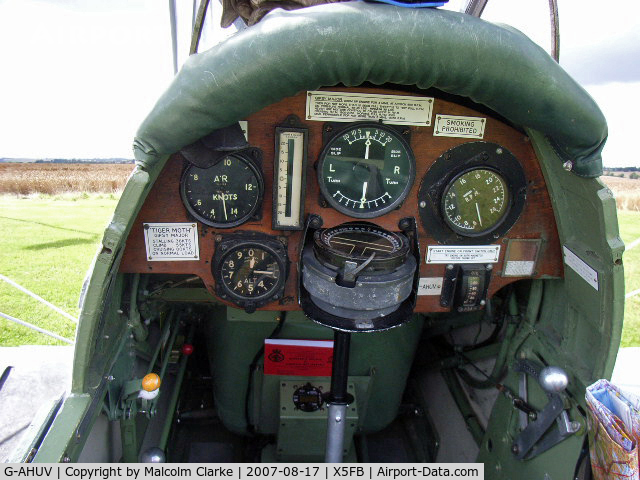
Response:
326,403,348,463
325,330,353,463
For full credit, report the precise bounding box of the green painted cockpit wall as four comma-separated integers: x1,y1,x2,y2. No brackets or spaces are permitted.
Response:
528,131,624,381
475,131,624,478
33,1,624,467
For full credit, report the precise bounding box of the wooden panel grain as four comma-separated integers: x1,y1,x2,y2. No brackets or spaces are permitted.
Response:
119,86,562,312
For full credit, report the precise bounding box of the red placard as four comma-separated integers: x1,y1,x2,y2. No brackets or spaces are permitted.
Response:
264,339,334,376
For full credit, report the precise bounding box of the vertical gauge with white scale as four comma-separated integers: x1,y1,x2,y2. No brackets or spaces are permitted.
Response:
273,116,308,230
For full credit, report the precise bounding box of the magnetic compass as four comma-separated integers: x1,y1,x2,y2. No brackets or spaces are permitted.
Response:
301,222,417,331
313,222,410,273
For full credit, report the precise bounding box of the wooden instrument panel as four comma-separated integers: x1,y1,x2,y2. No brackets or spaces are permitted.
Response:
120,87,562,312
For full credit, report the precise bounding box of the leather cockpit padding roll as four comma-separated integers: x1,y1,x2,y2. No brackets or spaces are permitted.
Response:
133,1,607,177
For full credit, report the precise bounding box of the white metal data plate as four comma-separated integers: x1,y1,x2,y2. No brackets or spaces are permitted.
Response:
143,223,200,261
426,245,500,264
306,91,433,126
434,114,486,139
563,246,599,290
503,260,536,277
417,277,444,296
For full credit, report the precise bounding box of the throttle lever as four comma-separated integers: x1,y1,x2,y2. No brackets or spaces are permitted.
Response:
511,361,580,460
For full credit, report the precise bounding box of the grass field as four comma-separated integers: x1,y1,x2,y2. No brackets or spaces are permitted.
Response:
603,176,640,211
0,169,638,347
618,210,640,347
0,163,133,195
0,193,119,344
602,176,640,346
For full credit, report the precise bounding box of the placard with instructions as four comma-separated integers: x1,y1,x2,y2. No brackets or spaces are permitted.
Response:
426,245,500,264
306,91,433,126
143,222,199,261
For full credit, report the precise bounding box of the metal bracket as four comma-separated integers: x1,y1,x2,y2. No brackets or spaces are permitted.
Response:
337,253,376,287
110,378,159,421
511,360,579,460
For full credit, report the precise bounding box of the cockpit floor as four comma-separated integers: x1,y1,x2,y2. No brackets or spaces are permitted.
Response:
169,418,243,462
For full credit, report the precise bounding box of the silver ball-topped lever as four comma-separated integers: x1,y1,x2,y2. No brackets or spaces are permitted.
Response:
539,366,569,393
539,366,580,434
140,447,166,463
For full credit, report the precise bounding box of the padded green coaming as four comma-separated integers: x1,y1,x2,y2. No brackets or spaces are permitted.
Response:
133,2,607,177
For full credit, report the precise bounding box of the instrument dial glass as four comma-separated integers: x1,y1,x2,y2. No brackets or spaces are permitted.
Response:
442,168,510,235
273,126,307,230
292,383,324,413
220,246,282,300
180,153,264,228
318,123,415,218
313,222,409,272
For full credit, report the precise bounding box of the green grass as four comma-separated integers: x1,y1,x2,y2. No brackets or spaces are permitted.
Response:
0,193,119,345
0,195,638,348
618,210,640,348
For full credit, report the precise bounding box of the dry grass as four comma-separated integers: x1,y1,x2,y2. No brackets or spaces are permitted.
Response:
0,163,134,195
602,176,640,211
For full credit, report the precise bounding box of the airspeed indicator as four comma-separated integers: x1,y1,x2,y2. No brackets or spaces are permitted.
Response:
180,152,264,228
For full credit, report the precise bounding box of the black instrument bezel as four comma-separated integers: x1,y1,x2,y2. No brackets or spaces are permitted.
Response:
179,149,264,229
317,122,415,219
418,142,527,245
292,383,324,412
212,233,288,312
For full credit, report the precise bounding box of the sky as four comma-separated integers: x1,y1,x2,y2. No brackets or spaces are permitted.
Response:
0,0,638,167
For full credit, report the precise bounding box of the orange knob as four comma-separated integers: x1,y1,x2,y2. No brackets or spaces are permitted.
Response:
142,373,161,392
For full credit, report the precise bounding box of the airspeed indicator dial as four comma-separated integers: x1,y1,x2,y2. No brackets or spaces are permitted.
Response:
318,123,415,218
180,152,264,228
